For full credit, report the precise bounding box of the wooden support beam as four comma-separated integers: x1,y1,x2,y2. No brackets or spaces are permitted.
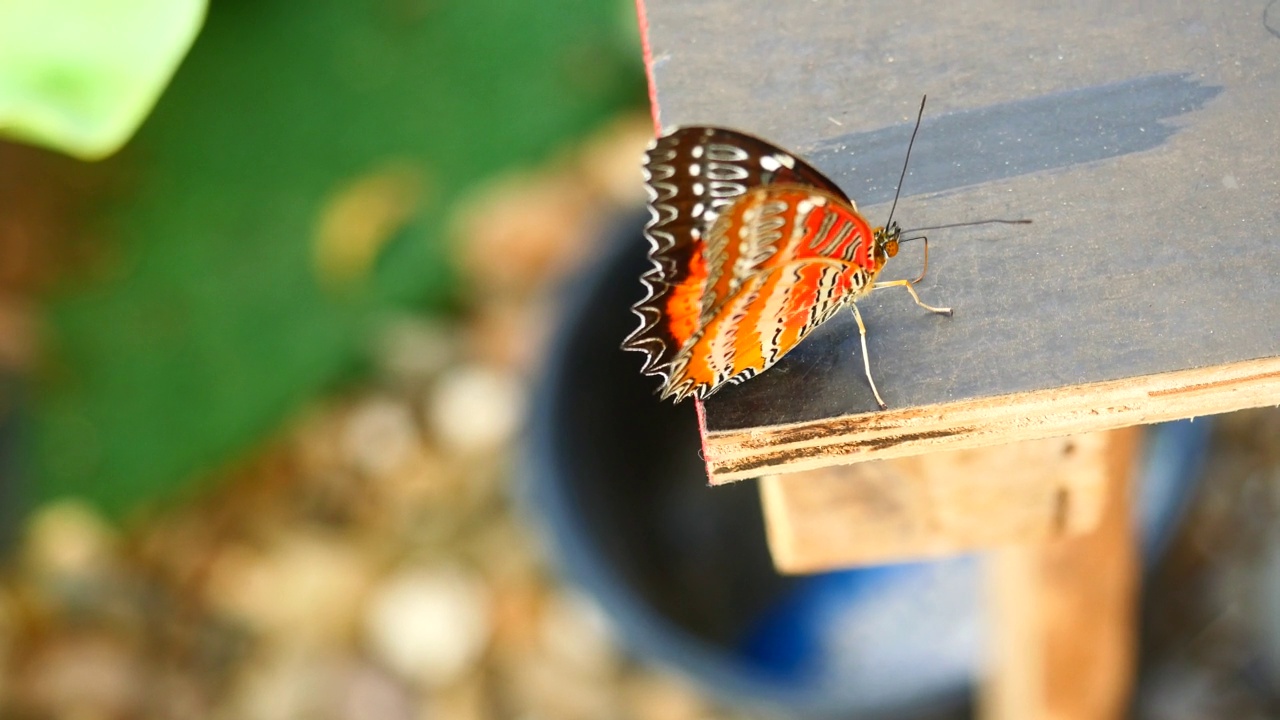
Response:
760,432,1114,573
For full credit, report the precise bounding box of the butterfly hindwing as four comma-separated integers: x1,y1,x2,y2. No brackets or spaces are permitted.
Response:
658,186,878,402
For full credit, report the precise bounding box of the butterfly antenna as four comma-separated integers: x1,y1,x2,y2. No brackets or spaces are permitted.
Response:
884,95,927,231
902,218,1032,233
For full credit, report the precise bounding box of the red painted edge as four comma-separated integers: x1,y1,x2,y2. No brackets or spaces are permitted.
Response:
694,396,714,483
633,0,661,134
696,397,716,481
634,0,713,479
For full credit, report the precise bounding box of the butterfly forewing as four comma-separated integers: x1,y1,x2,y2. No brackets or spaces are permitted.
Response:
623,127,851,386
659,186,879,402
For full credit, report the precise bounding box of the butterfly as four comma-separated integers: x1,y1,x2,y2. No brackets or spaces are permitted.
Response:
622,102,984,408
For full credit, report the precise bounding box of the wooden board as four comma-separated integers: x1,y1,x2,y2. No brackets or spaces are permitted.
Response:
639,0,1280,482
760,431,1116,573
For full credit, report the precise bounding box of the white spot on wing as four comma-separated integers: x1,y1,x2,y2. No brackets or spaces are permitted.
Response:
760,155,781,172
690,163,701,176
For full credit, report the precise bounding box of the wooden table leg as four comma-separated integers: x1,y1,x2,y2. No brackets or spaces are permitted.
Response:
980,427,1139,720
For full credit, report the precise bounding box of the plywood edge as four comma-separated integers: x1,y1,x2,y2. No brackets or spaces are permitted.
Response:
704,354,1280,483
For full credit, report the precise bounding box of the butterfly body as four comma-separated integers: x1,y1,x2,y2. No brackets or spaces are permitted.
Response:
625,126,909,404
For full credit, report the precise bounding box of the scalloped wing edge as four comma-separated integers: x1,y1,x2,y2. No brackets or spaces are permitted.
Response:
621,135,682,383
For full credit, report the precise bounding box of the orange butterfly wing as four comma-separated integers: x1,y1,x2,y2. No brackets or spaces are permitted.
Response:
659,186,881,402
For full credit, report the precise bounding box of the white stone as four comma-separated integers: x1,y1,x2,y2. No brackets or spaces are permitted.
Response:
342,397,420,479
364,566,491,687
427,366,524,454
24,500,117,582
371,316,455,385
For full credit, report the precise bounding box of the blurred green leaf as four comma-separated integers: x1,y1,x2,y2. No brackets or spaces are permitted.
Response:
34,0,643,515
0,0,206,159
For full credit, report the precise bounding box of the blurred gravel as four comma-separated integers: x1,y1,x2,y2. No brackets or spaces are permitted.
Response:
0,115,754,720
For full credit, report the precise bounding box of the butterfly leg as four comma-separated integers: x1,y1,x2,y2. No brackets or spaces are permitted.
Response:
849,302,888,410
898,235,929,283
872,279,953,316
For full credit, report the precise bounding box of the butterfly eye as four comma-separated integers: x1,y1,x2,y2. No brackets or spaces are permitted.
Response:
884,238,899,258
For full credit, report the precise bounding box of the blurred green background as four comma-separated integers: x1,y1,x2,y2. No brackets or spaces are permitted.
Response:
4,0,644,515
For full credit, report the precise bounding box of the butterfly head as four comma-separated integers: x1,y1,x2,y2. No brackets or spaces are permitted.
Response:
871,220,903,272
